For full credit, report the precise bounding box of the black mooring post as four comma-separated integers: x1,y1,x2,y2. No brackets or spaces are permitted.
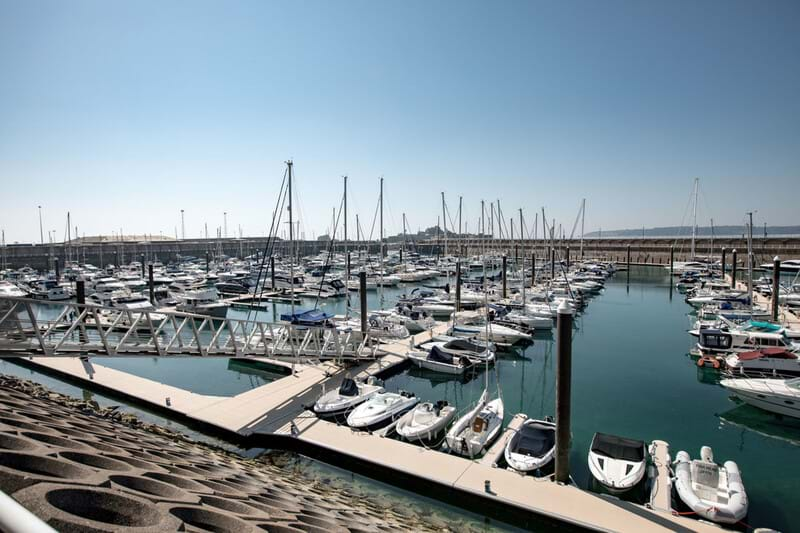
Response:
772,256,781,321
148,264,155,305
502,255,507,299
731,249,738,288
455,261,462,312
205,252,210,274
270,256,276,290
54,258,60,282
721,247,727,278
76,280,85,305
141,254,145,277
550,249,555,280
555,301,573,484
359,271,368,334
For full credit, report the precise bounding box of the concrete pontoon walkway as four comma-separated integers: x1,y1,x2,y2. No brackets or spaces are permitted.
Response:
11,323,724,532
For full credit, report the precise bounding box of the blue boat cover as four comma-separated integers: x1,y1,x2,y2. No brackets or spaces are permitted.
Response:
280,309,333,325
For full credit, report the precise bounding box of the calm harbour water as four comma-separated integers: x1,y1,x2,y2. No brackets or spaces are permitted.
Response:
5,266,799,531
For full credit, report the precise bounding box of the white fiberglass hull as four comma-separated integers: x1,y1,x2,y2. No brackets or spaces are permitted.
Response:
446,392,504,457
396,403,456,442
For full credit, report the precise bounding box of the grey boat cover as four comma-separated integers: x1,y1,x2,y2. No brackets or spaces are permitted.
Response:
428,346,455,364
444,338,484,353
590,432,645,462
515,423,555,458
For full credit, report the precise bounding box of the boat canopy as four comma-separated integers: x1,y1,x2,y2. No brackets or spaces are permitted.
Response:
280,309,333,325
590,432,645,462
748,320,782,332
737,348,797,361
444,338,485,353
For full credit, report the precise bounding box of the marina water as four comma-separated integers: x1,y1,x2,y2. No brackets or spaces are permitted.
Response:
5,266,798,531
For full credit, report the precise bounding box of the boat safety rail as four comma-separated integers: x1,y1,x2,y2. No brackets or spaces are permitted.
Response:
720,369,797,394
0,489,56,533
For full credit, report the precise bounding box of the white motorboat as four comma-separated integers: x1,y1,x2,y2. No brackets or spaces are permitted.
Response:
719,376,800,418
313,377,384,418
674,446,748,525
587,432,647,493
504,417,556,473
396,401,456,442
445,389,504,458
174,287,228,317
449,321,531,344
407,346,473,375
0,280,27,298
503,310,553,330
725,347,800,375
346,391,419,430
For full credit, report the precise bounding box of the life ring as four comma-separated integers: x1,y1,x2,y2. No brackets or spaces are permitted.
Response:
697,358,705,367
712,358,721,369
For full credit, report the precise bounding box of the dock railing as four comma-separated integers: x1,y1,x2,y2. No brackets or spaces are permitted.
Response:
0,296,381,360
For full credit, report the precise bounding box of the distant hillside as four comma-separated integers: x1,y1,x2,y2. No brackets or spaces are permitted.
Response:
584,225,800,238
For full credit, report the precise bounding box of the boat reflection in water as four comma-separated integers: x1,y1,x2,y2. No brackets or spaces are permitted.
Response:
718,403,800,448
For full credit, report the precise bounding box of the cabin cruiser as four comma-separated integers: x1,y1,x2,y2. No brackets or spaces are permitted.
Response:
215,279,251,295
396,401,456,443
27,279,71,301
759,258,800,272
305,278,347,298
346,391,418,430
448,311,531,345
174,287,228,318
504,417,556,473
674,446,748,525
0,280,27,298
446,389,504,457
725,347,800,375
692,327,799,356
384,307,436,334
719,376,800,419
266,272,305,291
587,432,647,493
313,376,384,418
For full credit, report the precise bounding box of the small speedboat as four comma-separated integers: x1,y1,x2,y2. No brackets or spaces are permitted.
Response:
446,389,504,458
313,376,384,418
346,391,419,430
587,432,647,492
396,400,456,442
504,417,556,473
407,346,473,375
674,446,748,525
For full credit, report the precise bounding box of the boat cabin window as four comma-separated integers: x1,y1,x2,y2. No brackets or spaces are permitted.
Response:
701,333,731,349
472,416,487,433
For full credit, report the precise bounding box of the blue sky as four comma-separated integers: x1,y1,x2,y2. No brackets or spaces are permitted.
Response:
1,0,798,243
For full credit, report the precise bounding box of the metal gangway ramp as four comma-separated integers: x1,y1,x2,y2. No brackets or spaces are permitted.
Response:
0,296,381,360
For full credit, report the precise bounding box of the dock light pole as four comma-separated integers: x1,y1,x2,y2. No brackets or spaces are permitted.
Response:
38,206,44,245
772,256,781,321
224,212,228,239
565,246,570,269
180,209,185,240
359,272,368,334
555,300,573,484
531,252,536,286
731,249,738,288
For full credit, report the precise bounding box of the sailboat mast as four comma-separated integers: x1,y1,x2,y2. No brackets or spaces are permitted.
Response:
379,177,384,309
691,178,699,258
402,213,407,262
287,160,295,316
343,175,348,275
441,192,447,257
747,211,753,311
580,198,585,260
710,218,714,264
520,208,526,307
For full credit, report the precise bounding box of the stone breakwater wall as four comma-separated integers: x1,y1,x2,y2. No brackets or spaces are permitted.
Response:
0,375,454,533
